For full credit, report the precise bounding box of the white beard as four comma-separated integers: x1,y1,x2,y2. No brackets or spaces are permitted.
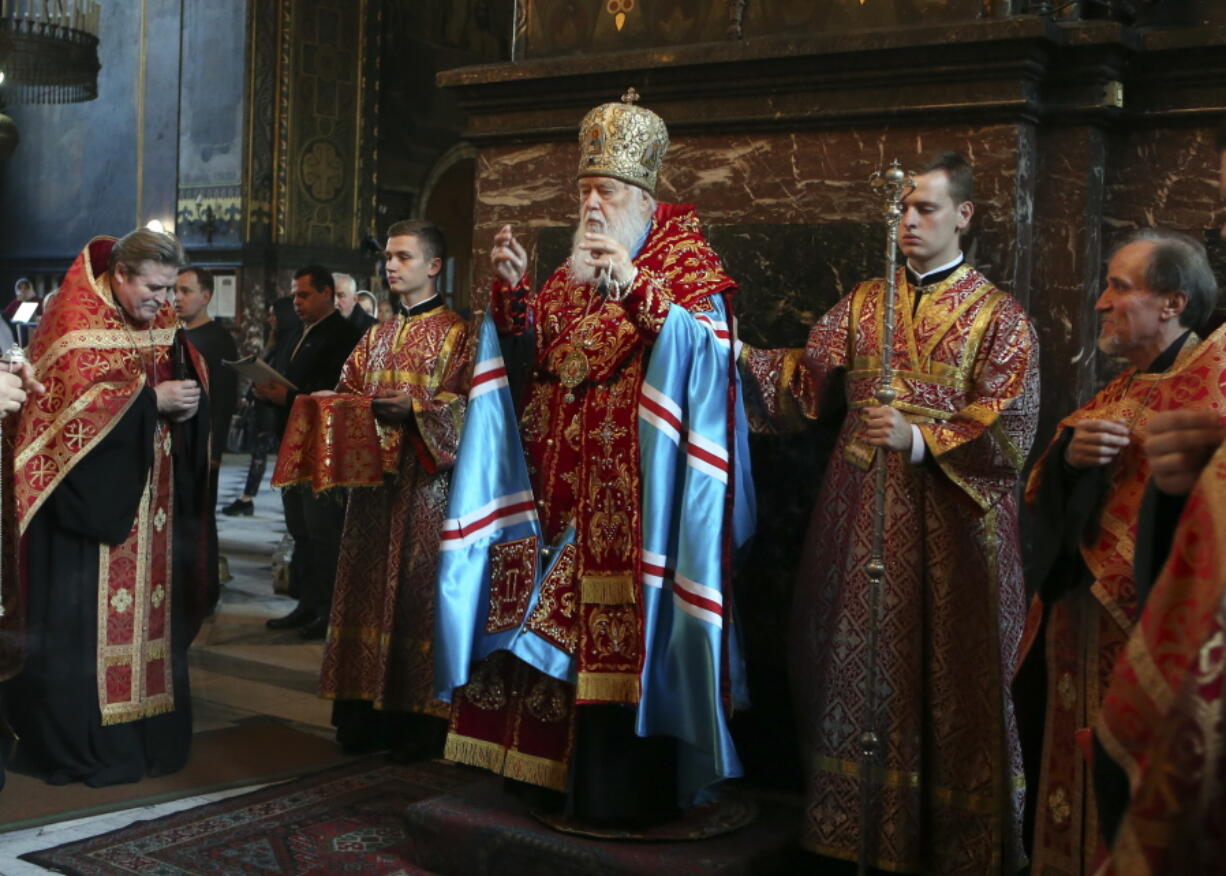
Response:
569,199,651,286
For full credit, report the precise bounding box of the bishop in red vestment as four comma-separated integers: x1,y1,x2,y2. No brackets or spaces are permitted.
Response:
443,92,741,821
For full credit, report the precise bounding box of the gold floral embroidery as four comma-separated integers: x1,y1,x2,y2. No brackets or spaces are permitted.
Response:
563,410,582,451
151,584,165,608
521,391,552,445
1048,786,1071,826
525,674,569,724
526,543,578,654
586,466,632,562
463,654,509,711
587,605,638,659
110,587,133,614
153,507,167,533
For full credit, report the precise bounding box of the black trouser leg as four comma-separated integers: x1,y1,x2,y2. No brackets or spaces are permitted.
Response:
300,489,345,620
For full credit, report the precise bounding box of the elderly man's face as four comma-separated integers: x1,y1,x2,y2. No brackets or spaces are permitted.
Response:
113,260,177,324
1095,240,1178,366
335,283,356,317
577,177,651,236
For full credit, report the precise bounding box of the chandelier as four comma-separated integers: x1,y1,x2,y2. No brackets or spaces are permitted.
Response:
0,0,101,105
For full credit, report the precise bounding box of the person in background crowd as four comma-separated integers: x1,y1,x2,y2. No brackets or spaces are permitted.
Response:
175,266,239,597
2,277,37,324
256,266,362,640
377,298,395,324
334,272,376,335
222,297,300,517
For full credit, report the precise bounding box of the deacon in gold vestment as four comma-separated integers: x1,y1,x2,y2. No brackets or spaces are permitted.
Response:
741,154,1037,874
311,222,469,756
1017,230,1226,876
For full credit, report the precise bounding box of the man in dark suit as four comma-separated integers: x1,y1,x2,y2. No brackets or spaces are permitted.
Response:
175,266,239,603
255,265,363,639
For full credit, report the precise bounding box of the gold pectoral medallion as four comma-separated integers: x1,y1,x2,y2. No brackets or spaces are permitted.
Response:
557,345,590,403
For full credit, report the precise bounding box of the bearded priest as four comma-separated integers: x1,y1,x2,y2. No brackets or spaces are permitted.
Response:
435,89,754,826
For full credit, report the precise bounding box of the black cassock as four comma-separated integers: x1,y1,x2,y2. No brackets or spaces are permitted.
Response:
3,380,212,788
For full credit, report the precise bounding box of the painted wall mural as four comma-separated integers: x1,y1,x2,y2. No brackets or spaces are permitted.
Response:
514,0,992,58
177,0,247,249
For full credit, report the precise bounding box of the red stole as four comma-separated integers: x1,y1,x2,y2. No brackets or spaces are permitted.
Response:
1096,441,1226,874
12,237,207,724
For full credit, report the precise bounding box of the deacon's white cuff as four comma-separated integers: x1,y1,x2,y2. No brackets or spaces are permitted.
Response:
909,424,925,464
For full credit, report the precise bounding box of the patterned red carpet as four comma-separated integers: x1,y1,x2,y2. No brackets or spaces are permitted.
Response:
22,758,464,876
24,757,801,875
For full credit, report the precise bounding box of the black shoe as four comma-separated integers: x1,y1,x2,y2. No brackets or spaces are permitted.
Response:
222,498,254,517
266,606,316,630
298,617,328,640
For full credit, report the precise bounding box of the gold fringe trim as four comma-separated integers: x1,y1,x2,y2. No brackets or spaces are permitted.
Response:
581,574,635,605
99,694,175,727
576,671,640,704
444,732,508,773
504,750,569,792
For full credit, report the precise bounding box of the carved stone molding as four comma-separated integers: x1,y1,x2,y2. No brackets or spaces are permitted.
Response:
441,17,1222,143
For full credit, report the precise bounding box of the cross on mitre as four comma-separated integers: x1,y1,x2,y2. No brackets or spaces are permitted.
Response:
621,87,640,105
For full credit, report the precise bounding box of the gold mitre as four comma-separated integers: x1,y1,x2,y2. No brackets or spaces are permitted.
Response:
577,88,669,194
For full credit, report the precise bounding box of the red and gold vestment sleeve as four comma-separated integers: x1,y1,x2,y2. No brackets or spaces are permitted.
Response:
410,318,471,473
1024,367,1138,505
331,313,468,480
336,321,383,394
739,292,853,433
915,295,1040,512
490,276,532,336
616,266,672,338
616,203,737,341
